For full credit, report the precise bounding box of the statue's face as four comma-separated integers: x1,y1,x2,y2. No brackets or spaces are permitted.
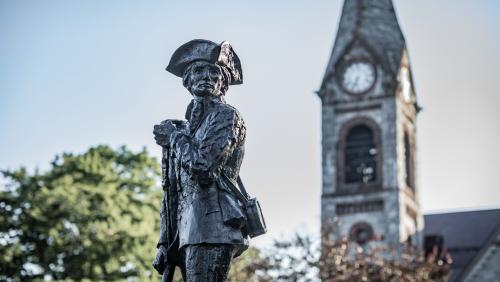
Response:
186,61,224,97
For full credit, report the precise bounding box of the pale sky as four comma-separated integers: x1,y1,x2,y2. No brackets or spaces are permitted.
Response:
1,0,500,246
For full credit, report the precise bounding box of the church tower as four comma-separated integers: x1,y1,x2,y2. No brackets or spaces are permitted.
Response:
318,0,423,249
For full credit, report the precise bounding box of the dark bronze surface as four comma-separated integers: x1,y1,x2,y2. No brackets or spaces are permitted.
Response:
152,39,253,282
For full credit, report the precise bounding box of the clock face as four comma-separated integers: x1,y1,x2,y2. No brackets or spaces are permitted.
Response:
341,61,376,94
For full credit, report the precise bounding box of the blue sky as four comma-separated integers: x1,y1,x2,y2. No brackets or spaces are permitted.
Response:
1,0,500,245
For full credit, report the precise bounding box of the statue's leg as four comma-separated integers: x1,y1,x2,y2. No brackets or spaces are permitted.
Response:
160,266,187,282
160,249,186,282
185,244,234,282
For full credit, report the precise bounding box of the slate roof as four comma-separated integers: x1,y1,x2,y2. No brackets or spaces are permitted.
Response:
424,208,500,281
321,0,405,89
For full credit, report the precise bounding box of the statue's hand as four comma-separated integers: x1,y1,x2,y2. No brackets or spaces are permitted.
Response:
153,120,186,146
153,124,171,146
152,245,168,274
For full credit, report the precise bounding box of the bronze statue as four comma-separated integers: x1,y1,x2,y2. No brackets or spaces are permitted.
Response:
152,39,265,282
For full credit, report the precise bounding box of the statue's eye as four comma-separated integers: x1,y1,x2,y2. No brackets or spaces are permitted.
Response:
209,68,219,76
194,67,202,73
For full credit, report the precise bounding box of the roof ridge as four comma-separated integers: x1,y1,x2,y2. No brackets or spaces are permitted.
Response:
424,206,500,215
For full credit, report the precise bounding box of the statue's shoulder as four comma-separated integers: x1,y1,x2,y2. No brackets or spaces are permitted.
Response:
213,103,244,122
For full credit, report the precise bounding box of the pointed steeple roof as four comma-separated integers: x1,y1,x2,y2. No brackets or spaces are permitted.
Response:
321,0,406,90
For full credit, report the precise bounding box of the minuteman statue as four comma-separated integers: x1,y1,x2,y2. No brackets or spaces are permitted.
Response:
152,39,263,282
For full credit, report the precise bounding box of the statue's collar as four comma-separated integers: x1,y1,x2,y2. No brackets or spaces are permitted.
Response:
187,95,226,128
193,95,225,111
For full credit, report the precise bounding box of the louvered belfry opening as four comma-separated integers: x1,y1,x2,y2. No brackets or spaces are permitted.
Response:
404,131,414,189
344,125,377,184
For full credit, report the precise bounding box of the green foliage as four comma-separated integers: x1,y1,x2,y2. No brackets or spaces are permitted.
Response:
0,145,451,281
0,145,163,281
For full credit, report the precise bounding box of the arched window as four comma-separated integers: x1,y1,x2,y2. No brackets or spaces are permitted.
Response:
404,131,414,189
344,125,377,184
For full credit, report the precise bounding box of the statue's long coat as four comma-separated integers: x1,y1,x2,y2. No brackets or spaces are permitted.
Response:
157,97,248,258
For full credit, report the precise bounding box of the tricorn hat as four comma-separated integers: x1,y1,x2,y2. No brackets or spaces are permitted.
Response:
166,39,243,85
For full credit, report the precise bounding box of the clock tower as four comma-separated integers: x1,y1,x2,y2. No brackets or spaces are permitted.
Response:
317,0,423,249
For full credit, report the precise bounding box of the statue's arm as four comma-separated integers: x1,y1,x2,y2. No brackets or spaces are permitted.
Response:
173,108,245,184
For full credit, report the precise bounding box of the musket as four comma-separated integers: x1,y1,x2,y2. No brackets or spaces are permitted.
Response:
153,120,186,281
153,144,181,282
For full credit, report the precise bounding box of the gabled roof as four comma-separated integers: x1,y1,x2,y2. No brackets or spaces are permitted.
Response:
424,208,500,281
321,0,405,89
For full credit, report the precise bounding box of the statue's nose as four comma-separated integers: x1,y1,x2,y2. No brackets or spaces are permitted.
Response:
197,71,210,81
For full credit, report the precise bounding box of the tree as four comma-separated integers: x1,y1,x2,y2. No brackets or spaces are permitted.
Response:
0,145,451,281
319,236,451,281
229,247,271,282
228,231,451,282
0,145,163,281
